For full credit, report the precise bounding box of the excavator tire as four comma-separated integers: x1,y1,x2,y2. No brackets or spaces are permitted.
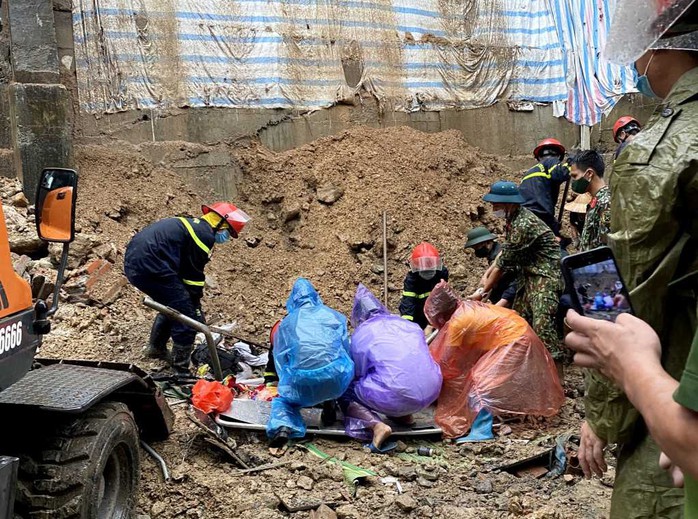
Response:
5,402,140,518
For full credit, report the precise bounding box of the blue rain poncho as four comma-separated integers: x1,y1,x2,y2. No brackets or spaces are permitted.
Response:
266,278,354,439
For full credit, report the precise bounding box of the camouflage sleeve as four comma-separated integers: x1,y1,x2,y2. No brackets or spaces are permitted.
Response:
599,202,611,245
584,368,640,444
496,219,535,271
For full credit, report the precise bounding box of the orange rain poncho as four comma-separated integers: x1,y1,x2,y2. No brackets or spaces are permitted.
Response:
425,281,564,438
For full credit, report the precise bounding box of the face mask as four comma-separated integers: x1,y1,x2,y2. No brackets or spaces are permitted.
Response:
215,229,231,244
634,52,658,99
419,270,436,280
493,209,507,219
571,175,591,194
474,247,490,258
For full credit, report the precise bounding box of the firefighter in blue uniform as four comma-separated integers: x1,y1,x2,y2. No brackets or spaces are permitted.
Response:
399,242,449,329
519,138,570,237
124,202,250,373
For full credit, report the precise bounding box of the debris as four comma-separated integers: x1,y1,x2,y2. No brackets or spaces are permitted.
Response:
186,407,249,469
297,474,315,490
417,446,435,457
417,476,436,488
304,443,375,495
235,460,293,475
316,183,344,205
278,495,336,513
10,192,28,208
380,476,403,494
140,441,170,482
310,504,338,519
563,474,575,484
394,494,418,513
473,478,494,494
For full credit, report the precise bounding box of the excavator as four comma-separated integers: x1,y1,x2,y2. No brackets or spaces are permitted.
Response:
0,168,172,518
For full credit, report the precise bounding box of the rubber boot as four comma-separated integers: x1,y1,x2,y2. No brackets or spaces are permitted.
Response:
145,314,171,360
455,408,495,444
269,426,292,448
171,342,193,375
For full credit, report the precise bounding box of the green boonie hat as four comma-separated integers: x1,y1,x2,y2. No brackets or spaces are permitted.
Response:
465,227,496,249
483,181,525,204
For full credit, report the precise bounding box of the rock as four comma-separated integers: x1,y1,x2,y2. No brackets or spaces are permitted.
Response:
394,494,418,513
150,501,167,516
261,493,281,510
370,264,384,274
9,232,45,255
416,476,436,488
396,466,417,481
499,425,513,436
474,478,494,494
563,474,575,484
417,468,439,482
11,192,29,208
396,440,407,453
12,254,31,277
310,504,337,519
93,243,117,262
316,184,344,205
282,202,301,222
265,240,277,249
296,475,314,490
245,237,261,248
335,505,362,519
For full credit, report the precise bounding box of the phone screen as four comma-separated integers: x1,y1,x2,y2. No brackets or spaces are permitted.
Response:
568,257,633,321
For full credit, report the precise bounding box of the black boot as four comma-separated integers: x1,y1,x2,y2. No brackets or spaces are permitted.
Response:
145,314,171,360
171,342,193,374
321,400,337,425
269,426,292,448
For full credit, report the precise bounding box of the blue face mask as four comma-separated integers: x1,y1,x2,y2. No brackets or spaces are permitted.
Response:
215,230,231,244
634,53,658,99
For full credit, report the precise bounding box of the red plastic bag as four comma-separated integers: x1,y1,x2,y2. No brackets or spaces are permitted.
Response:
191,379,234,414
427,283,564,438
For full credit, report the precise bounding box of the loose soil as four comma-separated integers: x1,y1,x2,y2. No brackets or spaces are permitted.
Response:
7,126,612,518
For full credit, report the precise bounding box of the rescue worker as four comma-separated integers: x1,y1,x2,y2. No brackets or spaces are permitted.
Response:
478,181,563,360
577,2,698,516
519,138,570,236
124,203,250,373
399,242,449,329
568,150,610,251
464,226,517,308
612,116,642,160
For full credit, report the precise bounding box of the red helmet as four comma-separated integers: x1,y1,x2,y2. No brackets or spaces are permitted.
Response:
202,202,251,238
270,319,281,346
533,138,565,159
410,242,442,272
612,116,641,143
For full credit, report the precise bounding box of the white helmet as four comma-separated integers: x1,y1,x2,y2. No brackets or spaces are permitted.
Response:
604,0,698,64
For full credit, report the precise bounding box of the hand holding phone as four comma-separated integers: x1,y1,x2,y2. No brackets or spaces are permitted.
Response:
561,246,633,322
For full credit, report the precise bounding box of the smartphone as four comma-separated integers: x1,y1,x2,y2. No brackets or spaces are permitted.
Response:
561,246,634,321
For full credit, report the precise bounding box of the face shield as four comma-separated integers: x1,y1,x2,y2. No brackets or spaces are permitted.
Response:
604,0,698,64
410,255,443,274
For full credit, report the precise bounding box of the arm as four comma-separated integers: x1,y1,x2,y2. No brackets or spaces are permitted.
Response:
565,310,698,479
482,266,503,295
398,274,417,321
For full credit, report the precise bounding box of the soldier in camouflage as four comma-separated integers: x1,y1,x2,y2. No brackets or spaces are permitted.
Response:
568,150,611,251
479,181,563,358
573,2,698,517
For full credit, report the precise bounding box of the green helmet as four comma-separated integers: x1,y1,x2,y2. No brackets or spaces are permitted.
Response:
464,227,497,249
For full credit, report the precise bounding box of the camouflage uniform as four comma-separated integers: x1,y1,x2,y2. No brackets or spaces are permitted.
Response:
579,185,611,251
496,207,563,357
586,67,698,518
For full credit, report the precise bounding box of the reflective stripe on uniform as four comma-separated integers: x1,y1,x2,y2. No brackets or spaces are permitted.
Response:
402,291,430,299
183,279,205,287
522,163,550,182
177,217,212,257
401,315,414,321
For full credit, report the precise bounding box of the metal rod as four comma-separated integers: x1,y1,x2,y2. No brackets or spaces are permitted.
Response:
143,296,224,381
382,211,388,307
140,441,170,482
48,243,69,317
208,325,270,350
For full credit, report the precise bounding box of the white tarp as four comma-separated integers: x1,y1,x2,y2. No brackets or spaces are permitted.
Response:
72,0,633,124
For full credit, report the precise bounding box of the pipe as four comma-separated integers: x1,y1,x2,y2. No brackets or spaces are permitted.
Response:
140,441,170,482
143,296,224,381
382,211,388,307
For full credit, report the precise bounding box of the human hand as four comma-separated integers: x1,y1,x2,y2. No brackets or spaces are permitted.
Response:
659,452,685,488
424,325,435,336
467,287,485,301
578,421,608,478
564,311,662,389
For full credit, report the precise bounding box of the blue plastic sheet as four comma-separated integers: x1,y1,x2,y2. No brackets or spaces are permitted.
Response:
348,284,442,424
267,278,354,439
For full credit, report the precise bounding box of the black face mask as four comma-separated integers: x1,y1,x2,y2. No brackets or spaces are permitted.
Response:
474,247,490,258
